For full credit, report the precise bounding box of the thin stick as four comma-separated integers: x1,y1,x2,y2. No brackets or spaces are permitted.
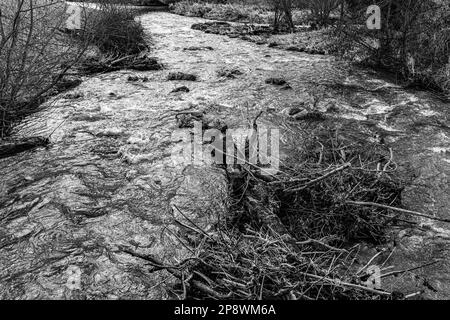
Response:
346,201,450,223
300,272,391,296
173,204,212,240
252,110,263,130
122,247,230,299
380,260,440,279
109,54,134,66
404,291,422,299
356,250,385,275
174,219,204,236
192,280,231,299
287,163,351,192
46,118,67,139
380,247,396,269
296,239,348,253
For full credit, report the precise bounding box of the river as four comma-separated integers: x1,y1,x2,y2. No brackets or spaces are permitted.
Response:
0,12,448,299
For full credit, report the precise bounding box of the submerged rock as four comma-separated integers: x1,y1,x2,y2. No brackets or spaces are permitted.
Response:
63,91,84,100
294,111,327,121
286,46,304,52
288,104,306,116
127,76,140,82
265,77,287,86
216,67,243,79
127,76,149,82
183,46,214,51
167,72,198,81
171,86,190,93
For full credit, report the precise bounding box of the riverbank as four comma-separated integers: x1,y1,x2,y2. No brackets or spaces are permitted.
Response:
169,0,309,25
170,1,450,97
169,1,333,55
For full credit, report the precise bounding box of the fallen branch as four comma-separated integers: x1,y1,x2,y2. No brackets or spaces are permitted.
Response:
356,250,385,275
287,163,351,192
173,204,213,240
79,54,162,74
380,260,441,279
346,201,450,223
122,247,230,299
295,238,348,253
300,272,392,296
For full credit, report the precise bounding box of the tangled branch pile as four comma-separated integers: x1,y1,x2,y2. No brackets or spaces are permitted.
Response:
128,121,420,300
181,124,403,299
273,123,402,243
79,54,162,74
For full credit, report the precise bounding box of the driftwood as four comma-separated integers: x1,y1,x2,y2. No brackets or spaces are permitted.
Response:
79,54,163,74
346,201,450,223
0,137,49,159
122,247,231,299
286,163,351,192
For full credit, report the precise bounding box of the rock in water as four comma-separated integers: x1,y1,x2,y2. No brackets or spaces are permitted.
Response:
265,77,287,86
167,72,198,81
171,86,190,93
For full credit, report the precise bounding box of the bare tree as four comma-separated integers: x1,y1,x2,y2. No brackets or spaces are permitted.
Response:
334,0,450,92
0,0,88,137
304,0,340,28
271,0,295,32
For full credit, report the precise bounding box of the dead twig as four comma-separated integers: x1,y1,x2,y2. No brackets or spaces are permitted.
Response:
346,201,450,223
300,272,392,296
295,239,348,253
380,260,441,279
122,247,230,299
287,163,351,192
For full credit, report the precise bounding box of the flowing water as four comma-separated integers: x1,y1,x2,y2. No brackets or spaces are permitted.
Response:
0,12,448,299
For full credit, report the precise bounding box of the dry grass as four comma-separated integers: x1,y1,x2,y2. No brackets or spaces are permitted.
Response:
85,0,149,55
269,28,334,54
170,0,309,25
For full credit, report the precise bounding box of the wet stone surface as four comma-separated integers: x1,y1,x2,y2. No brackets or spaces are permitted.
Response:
0,12,449,299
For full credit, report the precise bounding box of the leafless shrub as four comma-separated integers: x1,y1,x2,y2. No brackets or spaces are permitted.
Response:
86,0,148,56
303,0,340,28
0,0,153,137
0,0,88,137
171,0,300,31
170,0,273,24
334,0,450,94
270,0,295,32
